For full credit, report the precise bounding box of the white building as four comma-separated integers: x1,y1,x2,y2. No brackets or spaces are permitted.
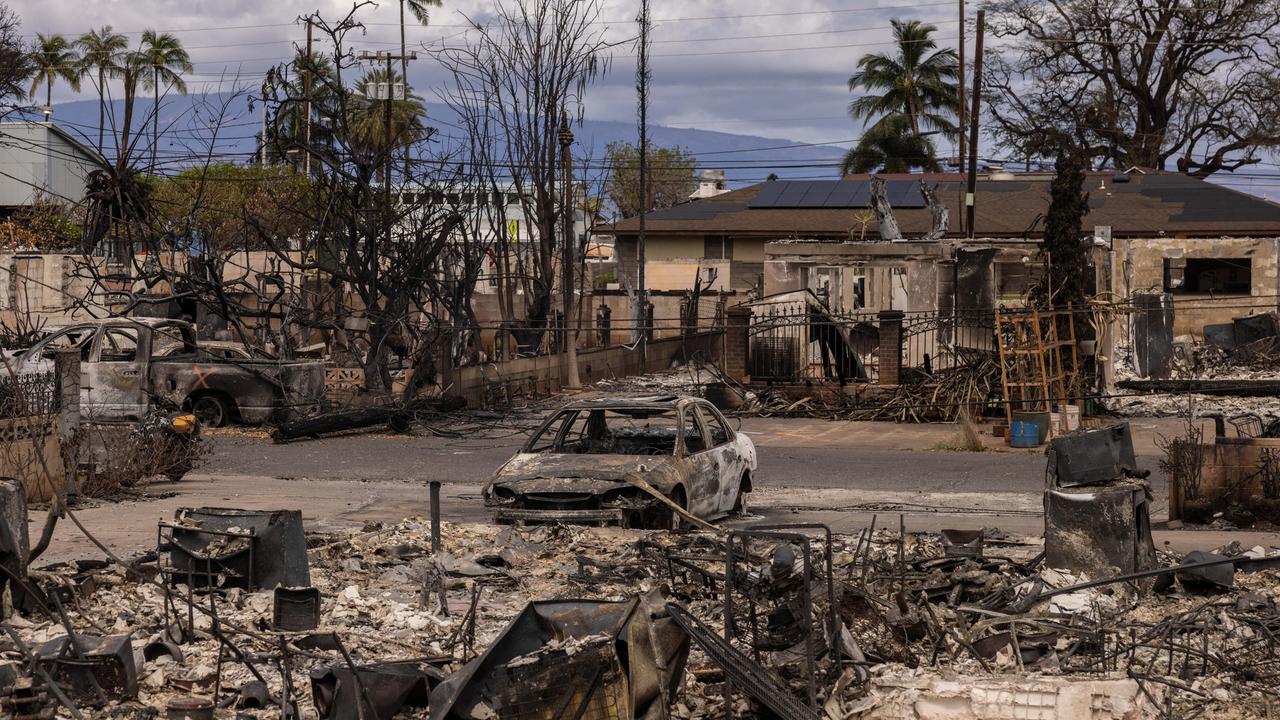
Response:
0,122,104,215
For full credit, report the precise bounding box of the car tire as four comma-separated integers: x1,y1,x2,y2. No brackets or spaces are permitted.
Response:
191,395,229,428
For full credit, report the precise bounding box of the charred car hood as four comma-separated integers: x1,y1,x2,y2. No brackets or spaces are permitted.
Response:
489,454,680,493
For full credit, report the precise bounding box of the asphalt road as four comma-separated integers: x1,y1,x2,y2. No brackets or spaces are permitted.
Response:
40,415,1245,564
204,418,1055,493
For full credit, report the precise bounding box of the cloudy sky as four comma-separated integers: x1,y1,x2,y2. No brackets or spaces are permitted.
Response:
13,0,1280,199
13,0,961,149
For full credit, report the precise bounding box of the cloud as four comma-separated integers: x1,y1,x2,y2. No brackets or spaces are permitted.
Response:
13,0,961,149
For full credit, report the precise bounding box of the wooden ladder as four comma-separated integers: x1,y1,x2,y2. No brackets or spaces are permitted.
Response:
996,305,1079,433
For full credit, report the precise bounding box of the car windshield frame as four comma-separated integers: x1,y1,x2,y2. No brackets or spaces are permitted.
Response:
523,405,697,457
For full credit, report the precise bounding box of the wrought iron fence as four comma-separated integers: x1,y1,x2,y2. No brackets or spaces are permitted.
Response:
747,306,879,382
0,370,59,420
746,306,1004,384
900,309,999,375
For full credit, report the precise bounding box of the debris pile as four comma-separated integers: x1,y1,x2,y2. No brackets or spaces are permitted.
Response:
1109,312,1280,420
2,504,1279,719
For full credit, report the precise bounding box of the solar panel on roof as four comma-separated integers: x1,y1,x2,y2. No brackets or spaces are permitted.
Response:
823,182,862,207
749,182,786,208
775,182,813,206
747,179,930,208
799,183,836,206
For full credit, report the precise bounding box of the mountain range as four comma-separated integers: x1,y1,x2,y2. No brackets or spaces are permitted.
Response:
37,93,846,188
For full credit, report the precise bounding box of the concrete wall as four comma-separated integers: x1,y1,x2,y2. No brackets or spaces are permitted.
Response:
1113,237,1280,337
0,416,62,502
764,241,956,313
0,253,116,329
611,234,769,294
444,329,725,408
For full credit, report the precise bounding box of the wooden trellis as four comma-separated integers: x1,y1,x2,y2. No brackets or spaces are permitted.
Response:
995,305,1080,432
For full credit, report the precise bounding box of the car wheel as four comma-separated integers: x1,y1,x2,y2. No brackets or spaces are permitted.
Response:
191,395,229,428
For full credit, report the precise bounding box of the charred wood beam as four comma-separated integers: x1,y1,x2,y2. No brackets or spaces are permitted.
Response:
271,396,465,443
1116,379,1280,397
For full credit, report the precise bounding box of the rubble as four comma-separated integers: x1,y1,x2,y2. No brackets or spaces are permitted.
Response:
0,504,1278,719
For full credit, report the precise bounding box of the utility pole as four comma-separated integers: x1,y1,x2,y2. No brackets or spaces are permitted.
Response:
957,0,966,171
635,0,650,351
956,0,966,234
359,50,417,247
399,0,414,180
559,112,581,388
303,15,313,176
965,10,985,240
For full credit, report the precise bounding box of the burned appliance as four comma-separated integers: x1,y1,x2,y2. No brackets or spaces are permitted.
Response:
311,660,442,720
1044,424,1156,579
34,634,138,704
160,508,309,590
429,591,688,720
273,586,322,632
1046,422,1139,488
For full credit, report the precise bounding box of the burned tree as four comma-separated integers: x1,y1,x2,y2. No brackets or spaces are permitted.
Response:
435,0,612,352
984,0,1280,176
255,6,465,393
0,2,29,118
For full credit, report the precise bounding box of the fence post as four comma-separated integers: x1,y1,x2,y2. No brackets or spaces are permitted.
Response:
877,310,905,386
596,303,611,347
54,348,80,498
724,305,751,383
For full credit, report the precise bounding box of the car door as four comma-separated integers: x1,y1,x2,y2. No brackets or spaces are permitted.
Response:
23,326,95,406
679,405,721,518
82,325,148,420
696,404,746,513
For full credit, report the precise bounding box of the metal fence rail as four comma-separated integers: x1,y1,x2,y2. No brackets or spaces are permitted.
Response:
746,306,1008,385
747,307,879,382
901,309,998,375
0,370,59,420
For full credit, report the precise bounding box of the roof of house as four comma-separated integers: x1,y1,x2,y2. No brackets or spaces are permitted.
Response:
0,121,106,167
599,172,1280,240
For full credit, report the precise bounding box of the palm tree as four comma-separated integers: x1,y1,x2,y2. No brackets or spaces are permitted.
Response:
116,48,148,168
401,0,441,84
29,33,82,114
841,115,940,175
138,30,192,171
846,19,957,172
77,26,128,151
399,0,439,173
348,68,426,172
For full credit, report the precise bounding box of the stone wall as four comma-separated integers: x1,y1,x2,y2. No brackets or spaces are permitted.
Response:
443,330,725,408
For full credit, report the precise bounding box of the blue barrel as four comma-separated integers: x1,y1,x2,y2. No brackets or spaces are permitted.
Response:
1012,411,1051,444
1011,421,1039,448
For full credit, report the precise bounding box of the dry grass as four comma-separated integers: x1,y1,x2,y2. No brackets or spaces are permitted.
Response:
935,408,988,452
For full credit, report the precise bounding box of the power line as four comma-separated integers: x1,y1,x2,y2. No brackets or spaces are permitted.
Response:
21,2,959,37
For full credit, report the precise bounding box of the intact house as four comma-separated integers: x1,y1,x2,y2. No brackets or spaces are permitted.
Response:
597,170,1280,385
600,171,1280,335
0,121,103,216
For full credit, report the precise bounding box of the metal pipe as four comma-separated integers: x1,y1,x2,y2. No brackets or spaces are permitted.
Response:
429,480,442,554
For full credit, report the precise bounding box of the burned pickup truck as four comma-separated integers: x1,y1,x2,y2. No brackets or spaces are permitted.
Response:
483,396,757,529
9,318,324,426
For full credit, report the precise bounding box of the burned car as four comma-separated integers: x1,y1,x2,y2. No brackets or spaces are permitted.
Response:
483,396,756,528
